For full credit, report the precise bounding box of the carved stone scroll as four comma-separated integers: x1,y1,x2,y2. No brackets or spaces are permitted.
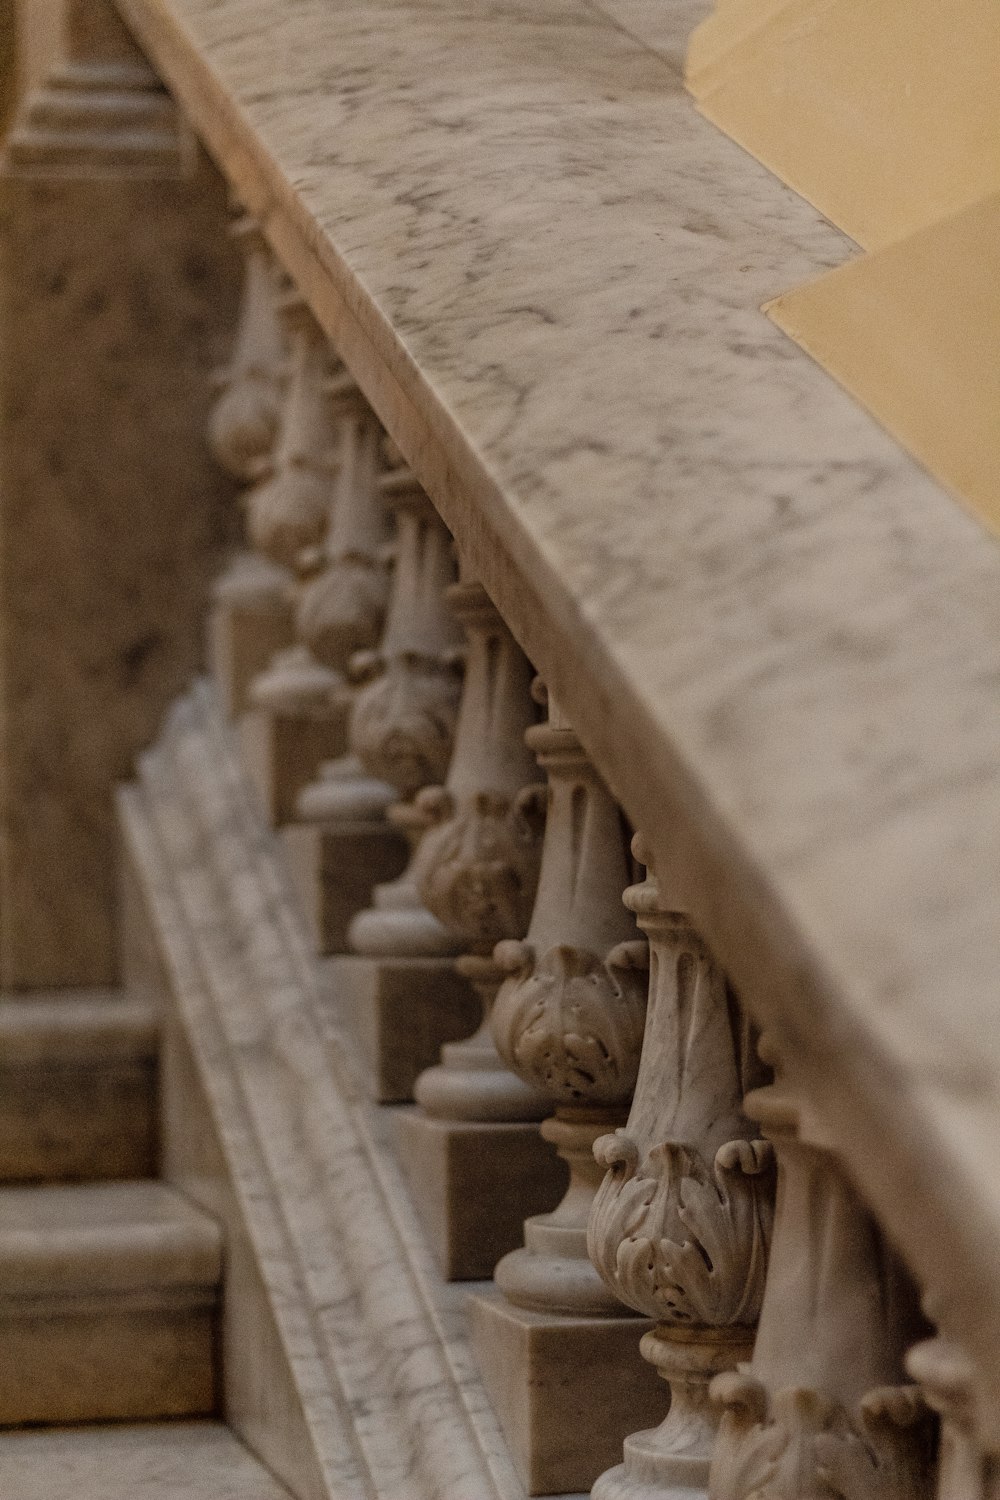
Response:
587,835,775,1500
707,1039,933,1500
488,689,648,1314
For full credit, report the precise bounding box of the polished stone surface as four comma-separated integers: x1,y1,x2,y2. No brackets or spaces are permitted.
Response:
116,0,1000,1415
0,1422,292,1499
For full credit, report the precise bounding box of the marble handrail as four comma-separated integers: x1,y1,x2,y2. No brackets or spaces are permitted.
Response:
114,0,1000,1436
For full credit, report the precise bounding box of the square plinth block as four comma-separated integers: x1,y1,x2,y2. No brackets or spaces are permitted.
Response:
238,706,348,826
281,820,409,954
469,1290,662,1494
208,597,295,720
322,955,480,1102
395,1112,567,1280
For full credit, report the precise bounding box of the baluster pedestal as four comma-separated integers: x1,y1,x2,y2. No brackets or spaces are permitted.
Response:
208,553,296,720
396,954,566,1280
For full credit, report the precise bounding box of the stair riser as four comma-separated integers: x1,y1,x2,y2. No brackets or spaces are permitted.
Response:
0,1302,218,1426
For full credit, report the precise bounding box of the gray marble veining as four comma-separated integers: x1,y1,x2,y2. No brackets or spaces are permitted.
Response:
116,0,1000,1422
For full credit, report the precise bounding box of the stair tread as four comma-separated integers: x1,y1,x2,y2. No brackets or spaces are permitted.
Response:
0,1422,291,1498
0,1182,222,1297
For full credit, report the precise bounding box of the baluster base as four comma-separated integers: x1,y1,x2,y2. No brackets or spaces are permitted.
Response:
207,553,295,718
281,819,408,954
469,1288,663,1495
395,1111,565,1280
323,954,481,1103
238,703,348,826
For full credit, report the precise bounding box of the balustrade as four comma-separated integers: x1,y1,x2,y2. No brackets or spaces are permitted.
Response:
1,3,988,1497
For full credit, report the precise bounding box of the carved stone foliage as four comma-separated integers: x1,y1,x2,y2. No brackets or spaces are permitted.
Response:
294,376,391,673
707,1048,933,1500
348,474,463,799
244,298,339,571
208,215,286,481
593,1133,773,1329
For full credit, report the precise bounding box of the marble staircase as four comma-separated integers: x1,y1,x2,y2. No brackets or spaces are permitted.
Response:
3,0,1000,1497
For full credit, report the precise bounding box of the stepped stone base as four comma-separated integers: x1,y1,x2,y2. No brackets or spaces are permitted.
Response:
282,820,408,955
325,954,480,1102
469,1290,662,1495
239,706,348,826
0,1181,221,1426
0,991,157,1182
395,1111,566,1280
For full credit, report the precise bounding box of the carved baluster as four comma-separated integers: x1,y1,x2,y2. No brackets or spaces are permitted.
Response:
329,477,479,1102
279,386,408,950
345,473,464,955
465,692,662,1493
587,834,775,1500
909,1334,985,1499
395,580,564,1279
238,301,346,824
707,1037,933,1500
207,213,294,718
208,214,286,482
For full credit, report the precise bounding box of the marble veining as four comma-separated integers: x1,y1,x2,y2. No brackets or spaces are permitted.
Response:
114,0,1000,1426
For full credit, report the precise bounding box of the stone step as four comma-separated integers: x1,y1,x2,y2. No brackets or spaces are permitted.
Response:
0,1422,292,1499
0,1181,222,1426
0,991,158,1183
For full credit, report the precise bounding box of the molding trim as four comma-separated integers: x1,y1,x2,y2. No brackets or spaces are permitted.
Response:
118,680,526,1500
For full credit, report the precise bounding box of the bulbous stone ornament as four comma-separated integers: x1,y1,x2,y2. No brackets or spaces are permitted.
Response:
707,1036,933,1500
244,296,339,572
207,214,286,481
586,835,775,1500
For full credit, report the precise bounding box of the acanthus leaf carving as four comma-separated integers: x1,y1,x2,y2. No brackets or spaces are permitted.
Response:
709,1379,932,1500
492,937,648,1107
414,782,546,952
588,1132,774,1327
